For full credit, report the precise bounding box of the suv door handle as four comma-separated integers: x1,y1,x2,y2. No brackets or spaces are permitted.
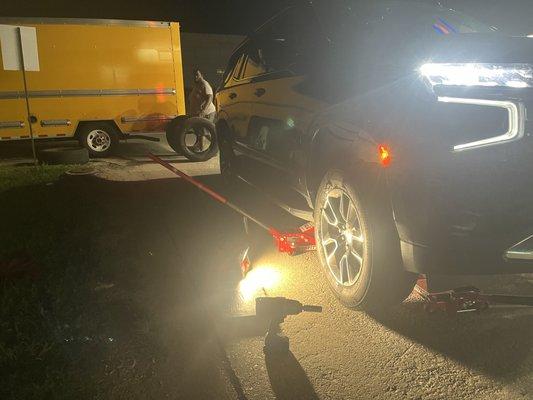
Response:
229,92,237,100
254,88,266,97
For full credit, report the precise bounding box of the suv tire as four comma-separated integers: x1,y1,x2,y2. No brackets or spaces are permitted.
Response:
314,169,416,310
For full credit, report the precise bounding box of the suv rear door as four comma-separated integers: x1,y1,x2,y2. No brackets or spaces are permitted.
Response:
237,6,327,197
216,49,256,142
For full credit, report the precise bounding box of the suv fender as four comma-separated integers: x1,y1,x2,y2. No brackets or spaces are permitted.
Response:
306,119,383,205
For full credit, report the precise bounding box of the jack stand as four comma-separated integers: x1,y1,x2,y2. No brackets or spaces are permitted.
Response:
415,275,533,314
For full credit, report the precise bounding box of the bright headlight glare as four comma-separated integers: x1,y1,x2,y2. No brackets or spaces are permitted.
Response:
420,63,533,88
238,265,281,302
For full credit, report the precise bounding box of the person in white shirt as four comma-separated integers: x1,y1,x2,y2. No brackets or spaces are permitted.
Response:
187,69,217,153
189,69,216,122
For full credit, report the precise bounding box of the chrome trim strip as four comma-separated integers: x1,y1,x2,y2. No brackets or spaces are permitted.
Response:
0,121,25,129
0,17,171,28
505,234,533,260
0,91,24,100
438,97,525,152
40,119,71,127
123,131,166,136
30,88,177,97
506,251,533,260
0,88,176,99
121,115,177,123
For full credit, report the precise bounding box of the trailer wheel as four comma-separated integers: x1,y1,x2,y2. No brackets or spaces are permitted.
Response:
78,122,118,158
37,147,89,165
314,169,416,311
178,117,218,162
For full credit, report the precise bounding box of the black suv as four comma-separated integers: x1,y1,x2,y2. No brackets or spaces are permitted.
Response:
216,0,533,309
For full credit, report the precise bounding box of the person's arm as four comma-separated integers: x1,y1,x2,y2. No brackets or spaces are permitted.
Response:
200,94,213,117
199,82,214,117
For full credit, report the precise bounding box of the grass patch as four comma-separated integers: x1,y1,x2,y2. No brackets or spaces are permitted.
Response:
0,165,72,193
0,176,133,399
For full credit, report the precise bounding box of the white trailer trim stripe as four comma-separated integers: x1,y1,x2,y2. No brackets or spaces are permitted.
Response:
0,135,67,140
0,17,171,28
0,88,176,99
121,115,177,123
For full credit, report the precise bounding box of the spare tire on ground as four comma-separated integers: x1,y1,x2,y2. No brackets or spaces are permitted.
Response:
37,147,89,165
166,116,218,162
165,115,189,155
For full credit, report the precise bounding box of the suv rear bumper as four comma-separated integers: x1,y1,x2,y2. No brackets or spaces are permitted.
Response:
389,90,533,275
505,234,533,261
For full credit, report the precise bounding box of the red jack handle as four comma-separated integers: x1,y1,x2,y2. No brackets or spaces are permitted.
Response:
148,153,271,232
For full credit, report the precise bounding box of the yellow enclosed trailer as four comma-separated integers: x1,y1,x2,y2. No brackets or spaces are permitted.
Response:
0,18,186,156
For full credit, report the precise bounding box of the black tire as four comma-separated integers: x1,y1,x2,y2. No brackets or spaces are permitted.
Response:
217,121,238,184
37,147,89,165
77,122,119,158
165,115,189,154
178,117,218,162
314,169,416,311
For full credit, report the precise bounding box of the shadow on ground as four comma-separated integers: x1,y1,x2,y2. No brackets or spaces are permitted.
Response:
2,171,533,398
266,351,319,400
370,300,533,380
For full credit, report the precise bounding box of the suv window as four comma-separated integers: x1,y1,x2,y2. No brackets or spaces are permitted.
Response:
222,51,245,86
245,6,322,76
242,45,270,78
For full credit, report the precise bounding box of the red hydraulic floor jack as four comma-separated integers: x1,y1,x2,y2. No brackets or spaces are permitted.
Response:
148,154,316,277
149,153,533,314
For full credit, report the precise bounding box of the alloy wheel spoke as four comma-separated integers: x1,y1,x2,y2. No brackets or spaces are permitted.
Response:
346,203,358,228
339,194,348,223
341,253,351,283
351,227,364,243
323,198,339,227
350,247,363,266
339,256,345,283
323,238,339,263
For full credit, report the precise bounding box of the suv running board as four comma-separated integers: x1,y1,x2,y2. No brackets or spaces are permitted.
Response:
236,175,314,222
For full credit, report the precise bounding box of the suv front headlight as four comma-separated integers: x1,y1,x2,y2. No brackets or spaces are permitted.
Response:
420,63,533,88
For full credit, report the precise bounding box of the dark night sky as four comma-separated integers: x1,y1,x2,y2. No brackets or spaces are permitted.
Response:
1,0,532,36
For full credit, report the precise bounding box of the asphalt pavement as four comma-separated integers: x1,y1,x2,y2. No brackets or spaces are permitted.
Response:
162,176,533,400
2,138,533,399
0,133,220,180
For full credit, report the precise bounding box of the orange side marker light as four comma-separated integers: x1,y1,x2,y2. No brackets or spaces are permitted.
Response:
378,144,392,167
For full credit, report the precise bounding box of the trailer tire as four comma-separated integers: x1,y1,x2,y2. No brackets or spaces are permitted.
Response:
78,122,119,158
165,115,189,155
178,117,218,162
37,147,89,165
